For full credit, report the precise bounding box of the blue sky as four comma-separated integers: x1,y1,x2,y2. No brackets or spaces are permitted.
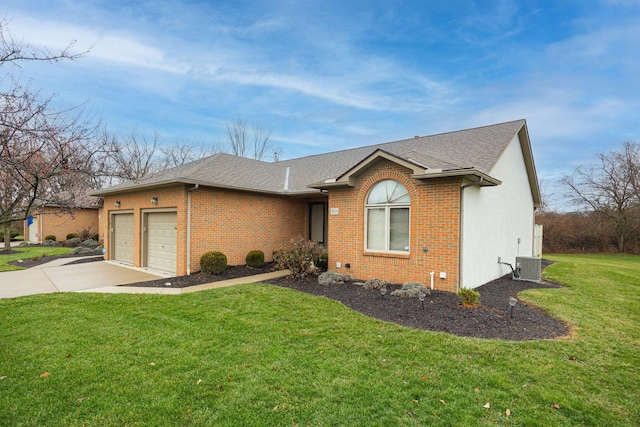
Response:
2,0,639,209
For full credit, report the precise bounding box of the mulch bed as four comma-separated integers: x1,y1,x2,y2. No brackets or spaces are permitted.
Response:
264,274,567,341
8,253,104,268
9,253,567,341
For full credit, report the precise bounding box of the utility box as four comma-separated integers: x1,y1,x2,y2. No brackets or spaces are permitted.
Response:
516,256,541,282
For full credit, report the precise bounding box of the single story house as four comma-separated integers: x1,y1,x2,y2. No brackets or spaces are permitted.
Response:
25,205,100,243
91,119,540,292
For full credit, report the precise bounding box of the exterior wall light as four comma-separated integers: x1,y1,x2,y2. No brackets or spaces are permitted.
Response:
114,201,121,207
151,197,158,205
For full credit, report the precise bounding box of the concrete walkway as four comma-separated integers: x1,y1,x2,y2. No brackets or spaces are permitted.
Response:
0,255,291,298
78,270,291,295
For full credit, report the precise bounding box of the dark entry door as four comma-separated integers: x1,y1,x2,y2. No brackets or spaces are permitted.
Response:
309,202,327,245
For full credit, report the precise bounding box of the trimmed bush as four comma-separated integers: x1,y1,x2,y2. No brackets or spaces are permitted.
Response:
44,235,56,242
315,251,328,270
246,250,265,268
0,228,20,242
273,237,325,279
458,287,480,306
66,233,79,240
200,251,228,275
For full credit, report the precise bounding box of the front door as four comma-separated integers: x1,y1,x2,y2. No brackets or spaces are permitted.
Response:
309,202,327,245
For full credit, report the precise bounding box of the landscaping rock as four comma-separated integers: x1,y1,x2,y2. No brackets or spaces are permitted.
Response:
42,239,61,247
65,237,82,247
318,271,350,286
81,238,100,248
390,282,430,298
71,246,102,255
361,278,389,290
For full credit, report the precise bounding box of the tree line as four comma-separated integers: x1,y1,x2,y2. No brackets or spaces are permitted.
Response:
537,141,640,254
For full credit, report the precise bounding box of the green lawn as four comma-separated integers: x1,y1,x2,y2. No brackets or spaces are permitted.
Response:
0,254,638,426
0,246,73,272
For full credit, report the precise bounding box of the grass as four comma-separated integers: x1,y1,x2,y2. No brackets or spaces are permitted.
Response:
0,246,73,272
0,254,638,426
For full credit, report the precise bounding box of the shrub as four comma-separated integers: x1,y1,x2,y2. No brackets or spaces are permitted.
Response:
66,233,79,240
458,287,480,306
44,235,56,242
0,228,20,242
315,251,328,270
200,251,228,275
272,237,325,279
245,250,265,268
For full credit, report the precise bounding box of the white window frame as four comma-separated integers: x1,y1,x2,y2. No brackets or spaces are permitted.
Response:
364,180,411,253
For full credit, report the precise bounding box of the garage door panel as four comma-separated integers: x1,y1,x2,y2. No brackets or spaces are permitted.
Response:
113,214,134,264
146,212,177,274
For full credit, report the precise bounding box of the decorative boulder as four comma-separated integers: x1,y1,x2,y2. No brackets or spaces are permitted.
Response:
390,282,430,298
71,246,102,255
65,237,82,247
42,239,61,247
361,278,389,290
318,271,350,286
81,238,101,248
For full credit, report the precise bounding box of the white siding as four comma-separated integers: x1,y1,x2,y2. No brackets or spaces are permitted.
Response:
461,134,535,289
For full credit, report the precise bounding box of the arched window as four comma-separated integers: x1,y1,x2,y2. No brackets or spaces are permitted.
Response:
365,179,410,252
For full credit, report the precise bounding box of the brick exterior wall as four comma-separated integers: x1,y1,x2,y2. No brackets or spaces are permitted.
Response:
188,187,308,271
101,185,310,276
37,206,99,242
327,160,461,292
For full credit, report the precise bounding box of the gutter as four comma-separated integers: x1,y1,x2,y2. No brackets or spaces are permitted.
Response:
186,184,200,275
458,177,484,291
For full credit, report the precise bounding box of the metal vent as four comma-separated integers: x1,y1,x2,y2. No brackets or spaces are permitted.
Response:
516,257,541,282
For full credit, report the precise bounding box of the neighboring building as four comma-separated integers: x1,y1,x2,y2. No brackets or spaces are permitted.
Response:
25,205,100,243
91,119,540,291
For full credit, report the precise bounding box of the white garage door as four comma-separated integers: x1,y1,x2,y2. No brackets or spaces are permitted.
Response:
113,213,134,264
146,212,177,274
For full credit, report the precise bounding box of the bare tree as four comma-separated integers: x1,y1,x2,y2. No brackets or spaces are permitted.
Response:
0,82,102,250
225,117,277,161
562,142,639,253
1,18,85,66
105,130,162,183
160,138,223,168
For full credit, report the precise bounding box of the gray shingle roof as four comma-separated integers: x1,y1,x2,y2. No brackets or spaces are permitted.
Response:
93,119,529,196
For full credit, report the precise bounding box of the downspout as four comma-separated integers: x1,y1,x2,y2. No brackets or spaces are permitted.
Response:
186,184,200,275
458,177,483,291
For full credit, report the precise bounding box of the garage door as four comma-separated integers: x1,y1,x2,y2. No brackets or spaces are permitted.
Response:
113,213,134,264
146,212,177,274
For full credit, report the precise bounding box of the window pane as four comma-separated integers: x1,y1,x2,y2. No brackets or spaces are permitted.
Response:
389,208,409,251
367,208,386,250
367,179,410,205
367,182,389,204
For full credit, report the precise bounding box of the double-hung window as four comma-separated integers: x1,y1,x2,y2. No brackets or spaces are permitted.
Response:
365,179,410,253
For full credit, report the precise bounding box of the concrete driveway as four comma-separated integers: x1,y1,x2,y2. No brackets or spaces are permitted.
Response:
0,259,166,299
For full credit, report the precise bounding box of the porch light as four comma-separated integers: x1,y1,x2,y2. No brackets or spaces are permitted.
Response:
151,197,158,205
509,297,518,318
114,201,121,207
380,286,387,299
419,291,426,310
